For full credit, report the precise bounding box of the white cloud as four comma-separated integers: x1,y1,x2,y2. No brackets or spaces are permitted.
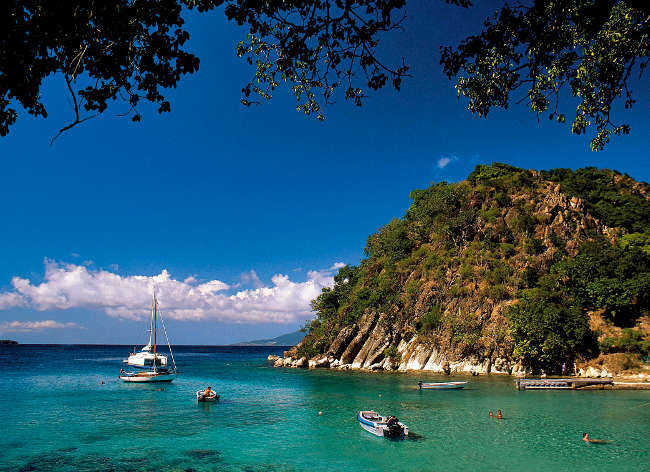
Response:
437,155,458,169
240,269,264,289
0,320,81,332
0,293,25,310
330,262,346,270
0,260,336,324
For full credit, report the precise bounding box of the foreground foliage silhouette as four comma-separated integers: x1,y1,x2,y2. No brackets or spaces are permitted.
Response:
3,1,647,149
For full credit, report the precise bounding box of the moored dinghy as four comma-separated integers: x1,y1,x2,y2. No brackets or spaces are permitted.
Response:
418,380,467,390
358,411,408,437
196,390,219,402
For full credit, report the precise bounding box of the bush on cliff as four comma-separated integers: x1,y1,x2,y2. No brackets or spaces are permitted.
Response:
506,284,595,372
599,329,650,357
552,237,650,326
416,304,442,334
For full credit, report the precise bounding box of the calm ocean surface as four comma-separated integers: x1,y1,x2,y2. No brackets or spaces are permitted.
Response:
0,345,648,472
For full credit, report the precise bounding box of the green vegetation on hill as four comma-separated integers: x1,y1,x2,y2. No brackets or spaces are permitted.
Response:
540,168,650,233
505,283,596,372
299,164,650,373
552,238,650,325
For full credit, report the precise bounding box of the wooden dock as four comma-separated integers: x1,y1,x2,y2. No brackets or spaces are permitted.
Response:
515,378,614,390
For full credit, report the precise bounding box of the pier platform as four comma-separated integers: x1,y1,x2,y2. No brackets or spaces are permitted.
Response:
515,378,613,390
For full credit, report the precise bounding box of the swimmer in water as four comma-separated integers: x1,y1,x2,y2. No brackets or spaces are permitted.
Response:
489,410,494,418
582,433,611,444
496,410,503,419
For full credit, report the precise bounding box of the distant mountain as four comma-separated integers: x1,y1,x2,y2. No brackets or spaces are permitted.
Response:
232,330,305,346
0,340,18,345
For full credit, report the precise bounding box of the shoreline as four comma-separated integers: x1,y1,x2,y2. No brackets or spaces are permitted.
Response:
267,355,650,388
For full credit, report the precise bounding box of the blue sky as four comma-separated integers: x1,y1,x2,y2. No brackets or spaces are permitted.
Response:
1,1,648,344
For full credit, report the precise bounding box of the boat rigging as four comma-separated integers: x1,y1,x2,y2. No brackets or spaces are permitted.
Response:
119,292,177,383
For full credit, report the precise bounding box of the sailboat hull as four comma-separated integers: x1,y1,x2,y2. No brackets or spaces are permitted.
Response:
119,372,176,383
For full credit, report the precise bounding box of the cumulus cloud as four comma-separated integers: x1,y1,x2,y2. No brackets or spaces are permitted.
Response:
0,320,81,332
0,293,25,310
330,262,346,270
437,155,458,169
239,269,264,289
0,260,336,324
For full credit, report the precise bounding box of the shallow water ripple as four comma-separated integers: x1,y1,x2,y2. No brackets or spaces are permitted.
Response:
0,345,648,472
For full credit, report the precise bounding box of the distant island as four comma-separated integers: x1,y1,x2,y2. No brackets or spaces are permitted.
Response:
232,330,305,347
0,340,18,345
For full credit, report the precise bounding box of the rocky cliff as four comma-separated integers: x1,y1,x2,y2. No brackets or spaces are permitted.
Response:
279,164,650,377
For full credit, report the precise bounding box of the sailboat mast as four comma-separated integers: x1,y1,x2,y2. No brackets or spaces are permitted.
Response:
153,293,158,372
148,297,154,347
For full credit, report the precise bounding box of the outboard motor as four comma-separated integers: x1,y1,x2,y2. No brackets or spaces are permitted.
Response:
385,416,403,437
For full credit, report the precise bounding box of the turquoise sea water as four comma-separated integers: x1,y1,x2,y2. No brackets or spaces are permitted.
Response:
0,345,648,472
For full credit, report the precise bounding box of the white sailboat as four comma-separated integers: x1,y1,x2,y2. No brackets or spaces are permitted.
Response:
124,300,168,369
120,293,177,383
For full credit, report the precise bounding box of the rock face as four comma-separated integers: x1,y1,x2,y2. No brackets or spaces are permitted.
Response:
577,366,613,378
280,328,533,375
277,165,650,376
280,308,533,375
339,311,377,365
